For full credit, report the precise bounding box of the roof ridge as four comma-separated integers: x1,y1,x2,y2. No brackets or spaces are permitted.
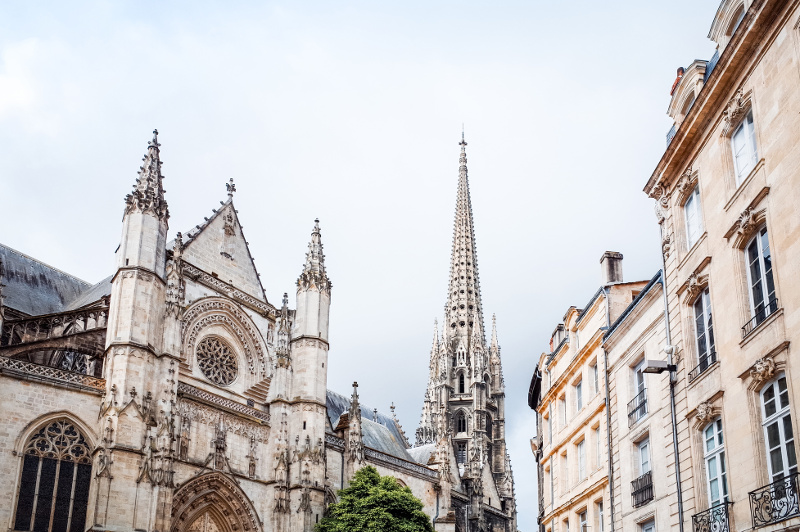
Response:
0,243,91,286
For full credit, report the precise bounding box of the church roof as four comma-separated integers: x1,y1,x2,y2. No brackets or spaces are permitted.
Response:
0,243,91,316
326,389,414,462
64,275,113,311
407,443,435,465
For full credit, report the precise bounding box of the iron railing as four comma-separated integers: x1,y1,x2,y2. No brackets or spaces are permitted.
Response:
628,389,648,427
632,471,654,508
704,50,720,83
688,353,718,383
742,298,779,338
749,472,800,528
692,501,732,532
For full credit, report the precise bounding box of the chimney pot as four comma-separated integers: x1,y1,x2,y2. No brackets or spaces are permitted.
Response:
600,251,624,285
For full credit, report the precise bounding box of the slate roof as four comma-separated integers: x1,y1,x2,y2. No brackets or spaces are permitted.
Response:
326,389,415,462
407,443,435,466
64,275,113,311
0,244,91,316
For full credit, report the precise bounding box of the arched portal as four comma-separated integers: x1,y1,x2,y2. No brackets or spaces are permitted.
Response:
171,472,261,532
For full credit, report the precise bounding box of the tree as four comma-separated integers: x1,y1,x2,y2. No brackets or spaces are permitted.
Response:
316,466,435,532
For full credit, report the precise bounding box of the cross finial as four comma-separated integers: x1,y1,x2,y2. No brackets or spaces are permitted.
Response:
226,178,236,197
150,129,160,148
460,124,467,147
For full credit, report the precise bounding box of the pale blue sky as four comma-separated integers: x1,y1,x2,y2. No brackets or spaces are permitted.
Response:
0,1,720,529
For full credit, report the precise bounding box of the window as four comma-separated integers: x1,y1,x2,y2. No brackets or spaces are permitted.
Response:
595,426,602,468
731,110,757,183
575,379,583,412
564,519,570,532
487,415,493,440
562,452,569,491
693,288,716,373
579,511,587,532
746,227,777,328
458,373,465,394
684,186,704,248
630,361,648,423
560,395,567,426
704,418,729,506
548,407,553,445
578,440,587,480
638,439,651,475
641,520,655,532
592,363,599,395
550,457,555,505
596,501,604,532
13,420,92,532
761,375,797,483
456,411,467,433
456,442,467,464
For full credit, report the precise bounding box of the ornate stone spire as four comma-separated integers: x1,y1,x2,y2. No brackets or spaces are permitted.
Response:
347,382,364,463
297,219,331,293
125,129,169,222
445,134,485,349
490,314,499,353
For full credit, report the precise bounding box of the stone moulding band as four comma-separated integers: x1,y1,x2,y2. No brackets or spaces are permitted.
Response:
362,447,438,480
0,355,105,392
324,434,345,451
182,263,274,317
177,382,270,424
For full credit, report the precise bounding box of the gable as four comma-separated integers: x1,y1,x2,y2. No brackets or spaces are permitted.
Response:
180,202,266,302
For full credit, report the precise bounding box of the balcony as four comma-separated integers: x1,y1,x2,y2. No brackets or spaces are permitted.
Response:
749,473,799,528
688,353,718,383
742,298,779,338
632,471,654,508
692,502,732,532
628,389,648,427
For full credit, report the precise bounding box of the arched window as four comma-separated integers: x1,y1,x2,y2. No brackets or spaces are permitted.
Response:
14,419,92,532
745,227,777,330
703,418,728,506
456,411,467,434
458,373,465,394
761,375,796,483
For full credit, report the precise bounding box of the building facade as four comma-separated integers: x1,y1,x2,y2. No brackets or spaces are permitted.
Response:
642,0,800,530
0,133,516,532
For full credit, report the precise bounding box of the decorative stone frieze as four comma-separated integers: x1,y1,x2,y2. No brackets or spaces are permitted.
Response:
176,398,269,442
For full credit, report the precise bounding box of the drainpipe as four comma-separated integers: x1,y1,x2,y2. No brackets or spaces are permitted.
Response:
602,287,616,532
658,252,685,532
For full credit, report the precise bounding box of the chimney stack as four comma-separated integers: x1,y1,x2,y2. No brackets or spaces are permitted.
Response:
600,251,624,285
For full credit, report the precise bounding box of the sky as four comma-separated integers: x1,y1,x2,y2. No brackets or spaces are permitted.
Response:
0,1,721,529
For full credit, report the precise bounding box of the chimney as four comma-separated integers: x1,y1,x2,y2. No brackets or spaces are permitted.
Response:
600,251,624,285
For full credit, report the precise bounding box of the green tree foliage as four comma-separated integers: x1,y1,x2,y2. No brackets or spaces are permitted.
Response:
316,466,435,532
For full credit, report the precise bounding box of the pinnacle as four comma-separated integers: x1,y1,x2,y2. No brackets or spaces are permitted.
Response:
124,129,169,222
297,218,331,291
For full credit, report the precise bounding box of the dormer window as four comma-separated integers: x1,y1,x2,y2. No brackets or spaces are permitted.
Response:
726,5,745,37
708,0,747,52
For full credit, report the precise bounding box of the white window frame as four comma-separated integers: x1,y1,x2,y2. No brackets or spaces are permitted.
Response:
560,395,567,426
579,511,587,532
693,288,716,371
550,457,555,505
577,439,586,481
761,374,797,483
703,418,729,506
632,360,648,422
641,519,656,532
731,110,757,184
684,185,704,248
592,363,599,395
745,227,777,325
562,452,569,492
596,501,604,532
576,379,583,412
637,438,651,476
595,426,602,468
548,404,553,445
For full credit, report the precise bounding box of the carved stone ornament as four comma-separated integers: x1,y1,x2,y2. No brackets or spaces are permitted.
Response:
662,232,673,258
736,207,757,238
722,88,747,136
750,356,776,386
675,167,697,202
683,272,709,304
695,401,716,425
649,183,670,225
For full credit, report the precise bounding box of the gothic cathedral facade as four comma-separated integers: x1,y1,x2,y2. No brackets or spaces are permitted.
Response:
0,132,516,532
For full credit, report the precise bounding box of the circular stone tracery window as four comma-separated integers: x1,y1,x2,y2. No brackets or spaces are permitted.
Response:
196,337,238,386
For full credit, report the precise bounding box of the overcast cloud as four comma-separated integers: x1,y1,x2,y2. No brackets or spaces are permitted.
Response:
0,2,720,529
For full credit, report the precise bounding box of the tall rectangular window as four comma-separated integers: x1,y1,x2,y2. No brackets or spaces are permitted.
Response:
562,452,569,492
732,111,758,183
456,442,467,464
746,227,777,327
704,418,729,506
595,426,602,468
761,375,797,483
592,363,599,395
548,405,553,445
560,396,567,425
693,288,716,373
638,439,651,475
596,501,604,532
550,457,555,505
685,186,704,248
579,511,587,532
575,379,583,412
578,440,586,480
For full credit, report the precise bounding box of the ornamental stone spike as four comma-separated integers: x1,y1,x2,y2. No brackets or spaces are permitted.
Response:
297,218,331,292
124,129,169,222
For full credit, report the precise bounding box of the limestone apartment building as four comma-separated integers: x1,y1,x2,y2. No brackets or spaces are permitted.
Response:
641,0,800,530
530,254,652,532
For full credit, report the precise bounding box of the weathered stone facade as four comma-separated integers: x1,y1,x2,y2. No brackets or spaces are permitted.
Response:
0,132,516,532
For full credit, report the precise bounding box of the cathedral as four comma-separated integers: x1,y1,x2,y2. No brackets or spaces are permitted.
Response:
0,131,516,532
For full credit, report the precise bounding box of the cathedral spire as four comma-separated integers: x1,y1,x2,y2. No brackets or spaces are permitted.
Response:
490,314,499,351
445,134,485,348
297,219,331,292
125,129,169,222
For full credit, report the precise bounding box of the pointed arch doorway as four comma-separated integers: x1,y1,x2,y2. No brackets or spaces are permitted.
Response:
171,472,261,532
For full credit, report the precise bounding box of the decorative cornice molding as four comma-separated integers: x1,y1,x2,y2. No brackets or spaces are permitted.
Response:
182,263,274,317
177,382,270,426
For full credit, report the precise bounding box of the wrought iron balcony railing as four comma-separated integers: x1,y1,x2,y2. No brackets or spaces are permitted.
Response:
749,472,799,528
632,471,654,508
742,298,779,338
692,501,732,532
688,353,718,383
628,388,648,427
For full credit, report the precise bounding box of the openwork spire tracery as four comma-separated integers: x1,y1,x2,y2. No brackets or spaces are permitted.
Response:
125,129,169,222
297,219,331,293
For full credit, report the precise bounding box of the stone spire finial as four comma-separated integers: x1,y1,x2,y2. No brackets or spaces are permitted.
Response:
445,134,485,349
348,381,364,462
297,218,331,293
490,314,499,351
226,178,236,198
125,129,169,222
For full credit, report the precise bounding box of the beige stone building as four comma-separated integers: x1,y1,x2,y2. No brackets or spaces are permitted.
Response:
530,253,652,532
642,0,800,530
0,133,516,532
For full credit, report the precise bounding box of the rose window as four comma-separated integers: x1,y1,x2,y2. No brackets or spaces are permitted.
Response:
196,337,238,386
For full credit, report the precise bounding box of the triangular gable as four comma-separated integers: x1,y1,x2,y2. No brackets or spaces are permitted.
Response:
180,201,266,302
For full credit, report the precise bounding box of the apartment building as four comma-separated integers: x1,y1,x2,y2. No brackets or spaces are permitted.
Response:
642,0,800,530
